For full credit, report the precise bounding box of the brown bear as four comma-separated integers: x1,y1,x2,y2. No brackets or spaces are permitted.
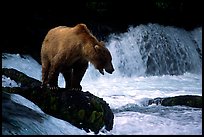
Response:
41,23,114,90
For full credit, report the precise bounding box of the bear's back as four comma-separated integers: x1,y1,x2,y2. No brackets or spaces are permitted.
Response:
49,24,89,34
46,24,90,39
43,24,99,51
48,26,71,36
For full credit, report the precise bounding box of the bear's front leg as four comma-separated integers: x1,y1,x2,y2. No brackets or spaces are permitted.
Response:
71,62,88,91
61,69,72,89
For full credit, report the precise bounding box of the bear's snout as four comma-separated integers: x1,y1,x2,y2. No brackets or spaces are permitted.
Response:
105,68,114,74
105,64,114,74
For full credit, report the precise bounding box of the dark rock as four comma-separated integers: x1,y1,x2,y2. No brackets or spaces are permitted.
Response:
2,68,41,88
161,95,202,108
2,68,114,134
149,95,202,108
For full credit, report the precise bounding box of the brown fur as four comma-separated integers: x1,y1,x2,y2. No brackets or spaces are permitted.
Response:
41,23,114,89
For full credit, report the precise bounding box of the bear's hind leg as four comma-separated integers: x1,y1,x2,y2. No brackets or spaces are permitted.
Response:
47,59,61,88
47,67,60,88
41,60,50,87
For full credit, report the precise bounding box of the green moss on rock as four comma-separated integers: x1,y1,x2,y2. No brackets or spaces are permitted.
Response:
161,95,202,108
2,68,114,134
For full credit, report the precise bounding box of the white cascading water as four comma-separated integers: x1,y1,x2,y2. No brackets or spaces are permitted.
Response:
85,23,202,79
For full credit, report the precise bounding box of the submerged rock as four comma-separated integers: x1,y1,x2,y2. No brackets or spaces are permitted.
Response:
161,95,202,108
149,95,202,108
2,68,41,88
2,68,114,134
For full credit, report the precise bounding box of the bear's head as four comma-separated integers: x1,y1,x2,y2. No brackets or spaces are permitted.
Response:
93,44,114,75
83,42,114,75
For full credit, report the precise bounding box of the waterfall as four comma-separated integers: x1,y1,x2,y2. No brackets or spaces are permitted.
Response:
105,23,202,77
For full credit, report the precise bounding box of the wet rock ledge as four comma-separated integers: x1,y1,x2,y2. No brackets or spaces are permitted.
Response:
2,68,114,134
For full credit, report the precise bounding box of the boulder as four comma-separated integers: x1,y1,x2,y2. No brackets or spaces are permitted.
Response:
149,95,202,108
2,68,114,134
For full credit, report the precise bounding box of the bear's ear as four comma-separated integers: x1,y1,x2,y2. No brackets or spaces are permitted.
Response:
94,45,101,52
100,41,105,47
